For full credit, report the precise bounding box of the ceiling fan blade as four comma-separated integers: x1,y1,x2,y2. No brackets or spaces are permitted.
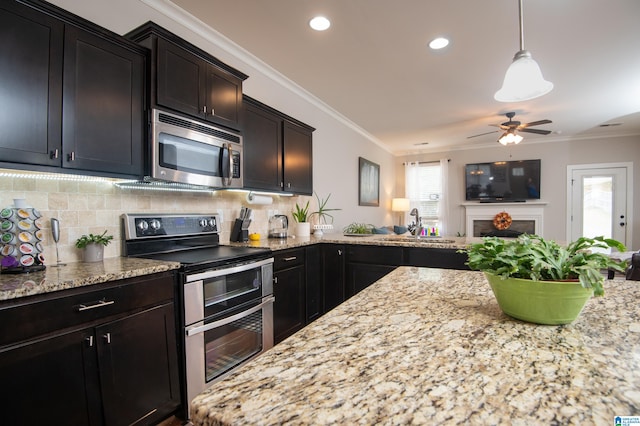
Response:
520,128,552,135
522,119,552,127
489,124,510,130
467,130,498,139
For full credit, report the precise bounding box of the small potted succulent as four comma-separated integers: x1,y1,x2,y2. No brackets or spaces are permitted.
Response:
75,230,113,262
292,200,311,237
461,234,627,324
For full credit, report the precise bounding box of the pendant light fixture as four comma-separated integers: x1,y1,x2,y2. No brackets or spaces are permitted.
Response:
494,0,553,102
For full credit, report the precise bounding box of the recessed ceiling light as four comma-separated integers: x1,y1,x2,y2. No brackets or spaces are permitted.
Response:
309,16,330,31
429,37,449,50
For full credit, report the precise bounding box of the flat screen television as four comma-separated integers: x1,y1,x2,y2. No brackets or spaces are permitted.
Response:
465,159,541,201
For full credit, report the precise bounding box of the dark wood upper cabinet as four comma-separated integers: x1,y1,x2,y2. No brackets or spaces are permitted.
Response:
127,22,247,132
0,0,63,167
242,99,283,191
62,25,144,176
243,96,314,195
0,0,146,178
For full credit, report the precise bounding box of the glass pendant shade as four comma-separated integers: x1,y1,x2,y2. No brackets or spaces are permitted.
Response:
494,50,553,102
498,130,523,145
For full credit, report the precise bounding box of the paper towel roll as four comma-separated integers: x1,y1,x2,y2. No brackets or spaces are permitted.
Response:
246,193,273,205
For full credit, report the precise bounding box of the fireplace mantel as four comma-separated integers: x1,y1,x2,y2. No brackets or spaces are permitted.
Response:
462,201,548,237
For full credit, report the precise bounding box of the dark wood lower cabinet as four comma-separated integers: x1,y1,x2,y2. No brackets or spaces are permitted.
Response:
322,244,345,312
0,272,180,426
273,248,306,344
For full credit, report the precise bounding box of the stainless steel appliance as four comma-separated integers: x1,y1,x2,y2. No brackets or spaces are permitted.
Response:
150,109,243,188
268,214,288,238
121,213,273,417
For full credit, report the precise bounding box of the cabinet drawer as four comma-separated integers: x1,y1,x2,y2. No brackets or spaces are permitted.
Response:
346,245,403,266
0,272,176,347
274,248,306,270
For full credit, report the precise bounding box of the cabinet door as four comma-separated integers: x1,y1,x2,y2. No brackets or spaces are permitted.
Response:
283,120,313,195
0,1,63,167
273,266,306,344
242,100,283,191
346,263,397,297
404,247,470,270
205,64,242,130
97,303,180,426
62,25,144,176
0,328,102,426
305,245,322,323
322,244,345,312
156,37,205,118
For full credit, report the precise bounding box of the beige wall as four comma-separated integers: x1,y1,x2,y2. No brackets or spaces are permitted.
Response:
396,135,640,249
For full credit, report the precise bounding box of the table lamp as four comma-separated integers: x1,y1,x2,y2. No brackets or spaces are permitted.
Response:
391,198,410,226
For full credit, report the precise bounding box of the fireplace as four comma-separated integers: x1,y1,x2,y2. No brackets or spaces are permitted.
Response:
463,202,546,238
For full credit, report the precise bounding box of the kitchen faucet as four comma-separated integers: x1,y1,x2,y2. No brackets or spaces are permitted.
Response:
409,208,423,238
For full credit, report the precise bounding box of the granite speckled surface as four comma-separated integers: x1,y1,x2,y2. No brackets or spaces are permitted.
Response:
232,234,471,251
191,267,640,425
0,257,180,301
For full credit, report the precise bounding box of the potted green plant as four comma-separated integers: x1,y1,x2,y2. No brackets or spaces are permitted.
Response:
343,222,375,235
461,234,627,324
75,230,113,262
309,192,341,236
292,200,311,237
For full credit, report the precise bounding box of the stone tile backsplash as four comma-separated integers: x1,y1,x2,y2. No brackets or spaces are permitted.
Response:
0,172,306,264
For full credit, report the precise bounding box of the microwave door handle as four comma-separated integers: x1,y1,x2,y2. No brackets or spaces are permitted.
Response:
221,143,232,186
185,296,275,336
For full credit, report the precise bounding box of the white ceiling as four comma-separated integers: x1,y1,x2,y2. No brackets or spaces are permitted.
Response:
171,0,640,155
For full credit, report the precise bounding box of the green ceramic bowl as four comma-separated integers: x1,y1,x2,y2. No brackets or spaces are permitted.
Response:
484,272,594,325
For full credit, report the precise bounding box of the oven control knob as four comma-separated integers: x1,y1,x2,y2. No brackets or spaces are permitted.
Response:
199,219,209,228
136,220,149,232
149,219,161,230
208,218,216,229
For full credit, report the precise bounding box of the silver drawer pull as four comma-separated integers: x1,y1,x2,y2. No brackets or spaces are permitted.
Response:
282,256,297,261
77,299,115,312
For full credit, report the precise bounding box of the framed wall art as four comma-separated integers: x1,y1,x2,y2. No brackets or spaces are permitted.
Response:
358,157,380,206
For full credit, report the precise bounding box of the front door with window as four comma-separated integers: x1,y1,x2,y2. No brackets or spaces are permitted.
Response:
567,163,631,246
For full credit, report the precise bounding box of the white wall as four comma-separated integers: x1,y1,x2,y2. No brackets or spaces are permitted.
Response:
396,135,640,249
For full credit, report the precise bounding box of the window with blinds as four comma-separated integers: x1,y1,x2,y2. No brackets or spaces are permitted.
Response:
406,162,442,222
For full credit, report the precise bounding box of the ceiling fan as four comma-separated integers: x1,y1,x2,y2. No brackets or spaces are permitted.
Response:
467,112,553,141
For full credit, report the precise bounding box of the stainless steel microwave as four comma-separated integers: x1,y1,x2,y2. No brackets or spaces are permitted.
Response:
150,109,242,188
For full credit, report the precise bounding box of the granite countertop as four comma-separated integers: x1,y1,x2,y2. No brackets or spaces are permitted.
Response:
191,267,640,425
233,234,473,251
0,257,181,302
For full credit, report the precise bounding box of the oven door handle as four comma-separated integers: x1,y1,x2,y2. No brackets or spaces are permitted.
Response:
186,257,274,282
185,296,275,337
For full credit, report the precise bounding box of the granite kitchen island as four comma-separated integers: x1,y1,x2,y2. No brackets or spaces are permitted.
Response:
191,267,639,425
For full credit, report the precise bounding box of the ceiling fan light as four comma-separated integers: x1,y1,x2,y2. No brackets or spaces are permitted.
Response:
494,50,554,102
498,131,523,145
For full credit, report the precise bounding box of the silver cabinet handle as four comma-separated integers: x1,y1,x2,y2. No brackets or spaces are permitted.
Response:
77,299,115,312
186,296,275,337
67,152,75,162
103,333,111,344
50,149,59,159
282,256,297,262
85,336,94,347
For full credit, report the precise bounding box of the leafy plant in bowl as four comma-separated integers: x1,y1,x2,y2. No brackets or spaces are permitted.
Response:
461,234,627,324
343,222,374,235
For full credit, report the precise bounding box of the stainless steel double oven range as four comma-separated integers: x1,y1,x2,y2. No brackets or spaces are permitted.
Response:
121,213,274,416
